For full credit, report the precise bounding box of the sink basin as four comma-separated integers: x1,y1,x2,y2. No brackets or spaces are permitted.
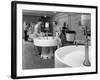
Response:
33,37,58,47
33,37,58,59
65,31,76,42
55,45,91,67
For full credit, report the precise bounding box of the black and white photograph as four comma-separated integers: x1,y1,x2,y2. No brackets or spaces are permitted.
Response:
22,10,91,69
11,1,97,79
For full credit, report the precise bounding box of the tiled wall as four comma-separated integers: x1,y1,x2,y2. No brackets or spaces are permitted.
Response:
52,13,69,30
52,13,91,43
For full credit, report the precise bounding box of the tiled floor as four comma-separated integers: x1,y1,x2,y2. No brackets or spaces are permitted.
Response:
22,40,54,69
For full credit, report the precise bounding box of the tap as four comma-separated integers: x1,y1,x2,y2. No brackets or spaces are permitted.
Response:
73,33,78,46
74,40,78,46
83,26,90,46
83,26,91,66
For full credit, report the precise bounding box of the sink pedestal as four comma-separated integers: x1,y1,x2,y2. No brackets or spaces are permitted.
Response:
41,47,54,59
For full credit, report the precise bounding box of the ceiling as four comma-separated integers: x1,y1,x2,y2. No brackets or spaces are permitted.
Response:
23,10,90,17
23,10,57,17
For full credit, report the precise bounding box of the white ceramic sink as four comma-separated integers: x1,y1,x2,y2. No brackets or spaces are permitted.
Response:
55,45,91,67
33,37,58,47
33,37,58,59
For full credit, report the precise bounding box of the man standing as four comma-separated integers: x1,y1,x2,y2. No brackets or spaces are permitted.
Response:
32,20,42,55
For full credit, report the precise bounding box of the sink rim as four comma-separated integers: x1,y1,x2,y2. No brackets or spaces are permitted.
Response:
33,37,58,47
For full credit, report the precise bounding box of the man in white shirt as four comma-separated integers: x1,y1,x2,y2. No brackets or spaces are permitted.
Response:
52,21,62,47
33,21,43,38
32,21,42,55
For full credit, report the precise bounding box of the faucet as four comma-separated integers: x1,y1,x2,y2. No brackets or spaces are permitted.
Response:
83,26,91,66
73,33,78,46
74,40,78,46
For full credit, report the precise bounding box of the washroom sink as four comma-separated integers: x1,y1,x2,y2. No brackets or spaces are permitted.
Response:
65,31,76,42
55,45,91,67
33,37,58,47
33,37,58,59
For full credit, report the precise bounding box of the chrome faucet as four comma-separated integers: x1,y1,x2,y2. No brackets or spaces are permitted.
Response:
83,26,91,66
73,33,78,46
73,39,78,46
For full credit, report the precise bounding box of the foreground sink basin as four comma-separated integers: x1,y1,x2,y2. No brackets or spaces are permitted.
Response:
55,45,91,67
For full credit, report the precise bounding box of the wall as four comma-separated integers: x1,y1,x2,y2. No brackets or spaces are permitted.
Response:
52,13,69,30
81,15,91,27
70,14,86,42
23,15,40,24
52,13,87,43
